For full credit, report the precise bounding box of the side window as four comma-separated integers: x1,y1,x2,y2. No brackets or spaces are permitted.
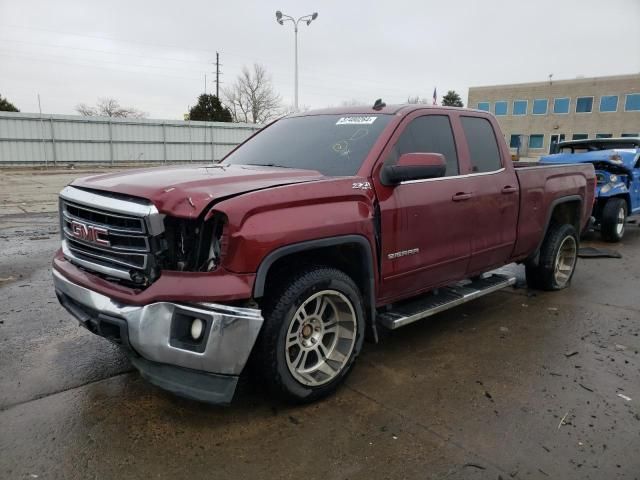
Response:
386,115,459,176
460,116,502,173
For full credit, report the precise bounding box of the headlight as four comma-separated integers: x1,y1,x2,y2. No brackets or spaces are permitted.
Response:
609,174,618,183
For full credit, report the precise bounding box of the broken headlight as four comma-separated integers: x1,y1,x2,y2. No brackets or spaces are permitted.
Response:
160,213,227,272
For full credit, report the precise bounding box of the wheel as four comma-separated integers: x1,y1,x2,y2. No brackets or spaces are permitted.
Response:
601,198,627,242
525,223,578,291
253,266,365,403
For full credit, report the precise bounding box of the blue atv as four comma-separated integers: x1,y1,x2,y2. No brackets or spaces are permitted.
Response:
540,137,640,242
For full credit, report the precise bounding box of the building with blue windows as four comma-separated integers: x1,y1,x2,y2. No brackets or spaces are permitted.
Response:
467,73,640,158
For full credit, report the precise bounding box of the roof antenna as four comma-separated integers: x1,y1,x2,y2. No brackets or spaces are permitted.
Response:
372,98,386,111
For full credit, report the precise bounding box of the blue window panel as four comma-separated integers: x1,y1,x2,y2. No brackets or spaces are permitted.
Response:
576,97,593,113
513,100,527,115
494,101,508,116
625,93,640,111
572,133,588,140
528,134,544,148
477,102,490,111
554,97,570,114
621,133,639,138
599,95,618,112
532,99,548,115
509,134,521,148
596,133,612,138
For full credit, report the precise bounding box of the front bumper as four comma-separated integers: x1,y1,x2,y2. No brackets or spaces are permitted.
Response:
53,269,263,404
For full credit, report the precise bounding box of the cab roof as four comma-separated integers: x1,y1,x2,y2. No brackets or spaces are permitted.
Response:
287,104,487,118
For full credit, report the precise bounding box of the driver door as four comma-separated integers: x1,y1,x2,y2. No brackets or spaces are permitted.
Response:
372,111,474,305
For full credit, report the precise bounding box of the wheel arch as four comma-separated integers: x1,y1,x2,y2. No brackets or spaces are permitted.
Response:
253,235,378,341
527,195,582,266
599,192,632,212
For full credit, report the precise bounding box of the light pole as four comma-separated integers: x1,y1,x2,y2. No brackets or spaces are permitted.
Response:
275,10,318,111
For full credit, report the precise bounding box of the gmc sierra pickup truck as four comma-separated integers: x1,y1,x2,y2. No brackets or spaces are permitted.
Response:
53,104,595,404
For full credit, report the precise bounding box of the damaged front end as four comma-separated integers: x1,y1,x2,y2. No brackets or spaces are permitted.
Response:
158,212,228,275
55,186,263,405
59,186,230,290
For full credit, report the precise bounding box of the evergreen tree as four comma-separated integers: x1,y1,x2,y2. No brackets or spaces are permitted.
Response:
188,94,232,122
441,90,464,107
0,94,19,112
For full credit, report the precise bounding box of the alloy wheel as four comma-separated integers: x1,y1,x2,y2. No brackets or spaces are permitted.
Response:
554,235,577,287
285,290,357,386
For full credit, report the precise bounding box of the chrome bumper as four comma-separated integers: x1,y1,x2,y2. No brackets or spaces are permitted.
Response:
53,269,263,382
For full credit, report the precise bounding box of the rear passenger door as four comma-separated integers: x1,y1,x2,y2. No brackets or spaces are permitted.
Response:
458,115,519,274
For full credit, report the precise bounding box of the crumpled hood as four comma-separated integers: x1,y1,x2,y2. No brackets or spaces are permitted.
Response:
540,148,638,173
71,164,325,218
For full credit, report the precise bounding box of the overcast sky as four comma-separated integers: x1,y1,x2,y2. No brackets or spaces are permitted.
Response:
1,0,639,119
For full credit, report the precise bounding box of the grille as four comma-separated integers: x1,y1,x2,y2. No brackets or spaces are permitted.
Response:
59,186,163,283
595,173,606,184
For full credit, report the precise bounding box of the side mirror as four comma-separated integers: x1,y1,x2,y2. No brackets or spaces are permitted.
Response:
380,152,447,186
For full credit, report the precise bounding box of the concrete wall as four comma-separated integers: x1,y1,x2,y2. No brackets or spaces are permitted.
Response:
0,112,262,166
468,74,640,158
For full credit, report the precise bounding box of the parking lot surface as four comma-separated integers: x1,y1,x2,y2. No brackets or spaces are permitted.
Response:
1,169,639,479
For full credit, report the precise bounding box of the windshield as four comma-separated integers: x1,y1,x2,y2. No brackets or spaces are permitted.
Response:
223,114,392,176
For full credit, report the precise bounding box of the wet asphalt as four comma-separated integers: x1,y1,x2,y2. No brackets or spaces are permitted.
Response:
1,185,639,479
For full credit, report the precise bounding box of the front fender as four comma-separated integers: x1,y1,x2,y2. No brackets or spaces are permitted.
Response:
212,177,377,274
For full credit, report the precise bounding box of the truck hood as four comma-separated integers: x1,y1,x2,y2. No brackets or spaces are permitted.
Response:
71,164,325,218
539,148,638,174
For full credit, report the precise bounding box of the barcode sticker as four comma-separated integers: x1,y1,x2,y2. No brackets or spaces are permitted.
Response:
336,116,377,125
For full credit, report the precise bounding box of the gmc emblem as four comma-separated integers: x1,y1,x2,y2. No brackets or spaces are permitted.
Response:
70,220,111,247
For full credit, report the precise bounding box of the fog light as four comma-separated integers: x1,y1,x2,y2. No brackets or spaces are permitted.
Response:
190,318,204,340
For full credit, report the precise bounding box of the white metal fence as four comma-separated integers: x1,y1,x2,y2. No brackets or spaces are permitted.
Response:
0,112,261,166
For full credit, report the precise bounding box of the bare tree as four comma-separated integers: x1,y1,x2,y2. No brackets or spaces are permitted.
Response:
222,64,281,123
407,95,428,104
75,97,147,118
340,99,366,107
279,104,310,116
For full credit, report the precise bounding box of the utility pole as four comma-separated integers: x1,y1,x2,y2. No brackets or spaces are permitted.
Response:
215,52,221,98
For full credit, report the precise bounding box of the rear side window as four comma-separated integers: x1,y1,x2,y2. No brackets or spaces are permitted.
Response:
460,116,502,173
388,115,459,176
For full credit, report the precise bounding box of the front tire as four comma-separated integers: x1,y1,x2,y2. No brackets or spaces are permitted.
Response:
254,266,365,403
601,198,627,242
526,223,578,291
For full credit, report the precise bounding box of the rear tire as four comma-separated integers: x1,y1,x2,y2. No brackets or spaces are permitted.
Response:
525,223,578,291
601,198,627,242
253,266,365,403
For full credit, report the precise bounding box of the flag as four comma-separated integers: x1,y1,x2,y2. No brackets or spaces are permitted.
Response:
432,88,437,105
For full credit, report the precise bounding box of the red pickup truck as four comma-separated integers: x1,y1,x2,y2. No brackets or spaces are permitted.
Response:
53,104,595,404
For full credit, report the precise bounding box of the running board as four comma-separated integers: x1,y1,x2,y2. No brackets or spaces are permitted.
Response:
377,274,516,330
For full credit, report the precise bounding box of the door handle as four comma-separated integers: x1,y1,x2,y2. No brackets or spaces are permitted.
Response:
501,185,517,194
452,192,472,201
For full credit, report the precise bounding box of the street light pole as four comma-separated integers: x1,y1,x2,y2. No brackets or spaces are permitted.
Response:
275,10,318,111
294,22,298,110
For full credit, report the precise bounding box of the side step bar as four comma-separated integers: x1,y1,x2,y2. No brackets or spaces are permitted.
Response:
377,274,516,330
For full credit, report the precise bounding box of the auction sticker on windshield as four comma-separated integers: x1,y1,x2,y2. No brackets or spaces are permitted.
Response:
336,116,377,125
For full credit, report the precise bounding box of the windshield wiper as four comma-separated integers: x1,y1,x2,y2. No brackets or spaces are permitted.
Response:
244,163,293,168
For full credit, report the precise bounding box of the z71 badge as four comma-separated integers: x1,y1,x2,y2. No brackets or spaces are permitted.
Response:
352,182,372,190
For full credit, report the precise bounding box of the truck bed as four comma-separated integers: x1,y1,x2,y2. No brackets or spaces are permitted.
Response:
511,162,596,261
